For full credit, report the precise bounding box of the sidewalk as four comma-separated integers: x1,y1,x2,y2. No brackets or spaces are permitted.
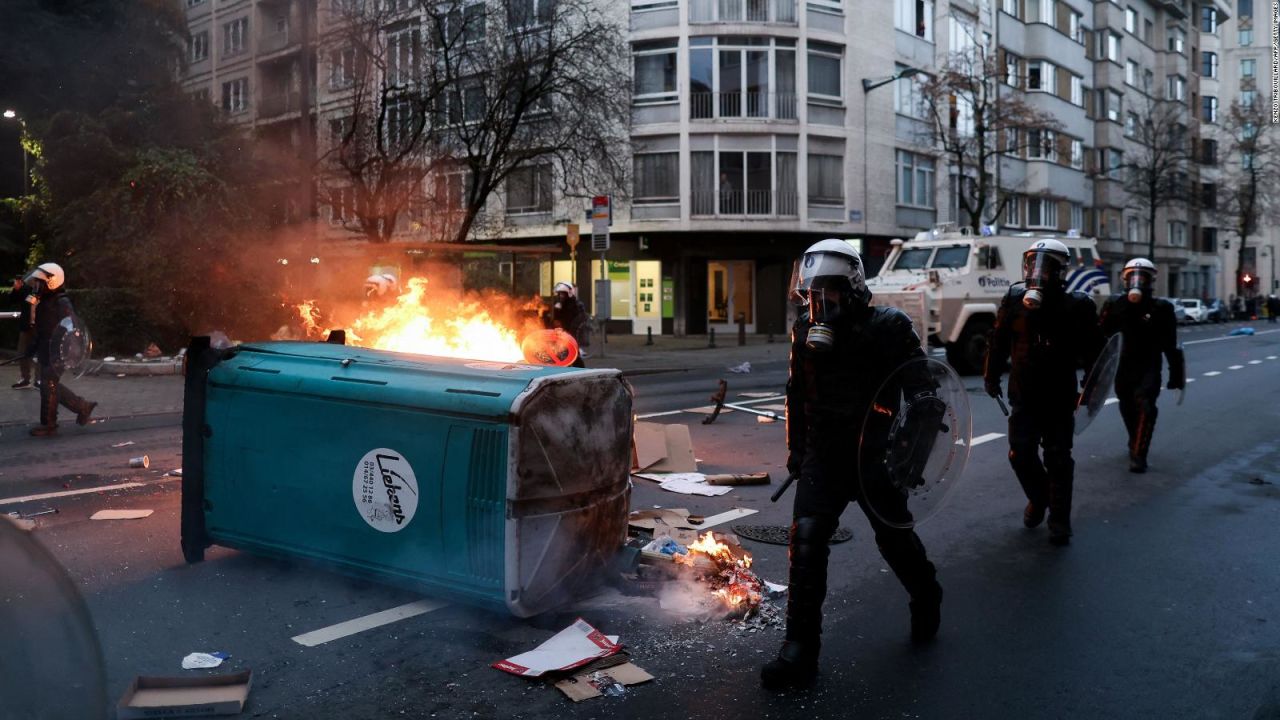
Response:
0,334,789,425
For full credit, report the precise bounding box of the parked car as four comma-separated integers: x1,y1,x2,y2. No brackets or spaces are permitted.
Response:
1164,299,1190,324
1204,298,1227,323
1177,298,1207,323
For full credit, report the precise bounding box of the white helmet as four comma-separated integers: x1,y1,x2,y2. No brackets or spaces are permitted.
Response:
796,239,868,300
553,282,576,298
364,273,398,297
26,263,65,292
1021,239,1070,289
1122,257,1157,301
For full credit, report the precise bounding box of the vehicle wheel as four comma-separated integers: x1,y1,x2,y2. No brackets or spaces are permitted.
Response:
946,317,993,375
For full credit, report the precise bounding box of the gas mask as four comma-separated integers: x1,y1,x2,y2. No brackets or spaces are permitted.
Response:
1021,252,1065,310
554,292,569,311
1124,271,1154,303
804,287,846,352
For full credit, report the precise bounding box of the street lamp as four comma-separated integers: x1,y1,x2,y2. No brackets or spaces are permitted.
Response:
3,109,28,196
861,68,922,236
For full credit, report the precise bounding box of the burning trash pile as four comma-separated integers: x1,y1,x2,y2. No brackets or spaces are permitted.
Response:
284,276,578,365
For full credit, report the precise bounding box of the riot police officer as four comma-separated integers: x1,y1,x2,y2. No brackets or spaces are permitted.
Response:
761,240,944,690
983,240,1104,545
25,263,96,436
544,282,588,368
1099,258,1184,473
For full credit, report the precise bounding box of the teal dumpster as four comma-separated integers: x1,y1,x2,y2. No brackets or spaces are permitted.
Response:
180,339,633,617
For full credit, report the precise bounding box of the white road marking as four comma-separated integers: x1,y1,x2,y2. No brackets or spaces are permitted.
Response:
291,599,447,647
1249,360,1263,365
1203,371,1222,377
1104,398,1120,405
0,482,146,506
1186,378,1195,383
637,393,785,420
1268,356,1278,360
971,432,1005,447
1229,365,1244,370
697,507,759,529
635,409,685,419
1183,329,1280,346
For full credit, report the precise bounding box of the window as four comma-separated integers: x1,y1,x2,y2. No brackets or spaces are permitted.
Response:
1168,28,1185,53
1070,139,1084,169
189,30,209,62
1241,90,1257,107
1106,90,1122,121
1070,202,1083,231
1201,182,1217,209
1026,130,1057,161
221,77,248,114
1003,51,1020,87
509,0,554,28
446,3,486,44
1126,60,1137,85
977,244,1004,269
385,96,416,147
1202,96,1217,122
1125,7,1136,33
1143,69,1153,90
327,116,352,147
187,0,205,6
1200,6,1216,33
1004,195,1022,227
1027,198,1058,228
328,185,356,225
634,40,677,103
1106,148,1124,179
1201,227,1218,253
1168,221,1187,247
1240,29,1253,45
633,153,679,203
1001,0,1019,18
1127,216,1139,243
894,64,927,118
690,37,797,120
1167,75,1185,101
191,87,210,104
931,245,970,268
330,46,356,89
808,154,844,205
949,14,976,54
386,25,419,87
1027,60,1055,91
895,150,935,207
894,0,934,41
222,17,248,56
1144,18,1153,43
1069,11,1084,44
1240,0,1254,15
807,41,843,99
1242,59,1257,78
1125,112,1138,136
1202,51,1217,78
1070,76,1083,106
1025,0,1054,23
1201,139,1217,164
506,164,553,213
439,169,473,211
1107,32,1121,61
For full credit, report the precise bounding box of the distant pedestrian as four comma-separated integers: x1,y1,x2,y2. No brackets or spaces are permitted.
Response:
7,277,35,389
1232,295,1245,320
24,263,97,437
1268,295,1279,324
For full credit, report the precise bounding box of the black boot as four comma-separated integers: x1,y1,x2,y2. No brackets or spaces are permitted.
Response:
1129,405,1157,474
1023,502,1046,528
1045,444,1074,546
910,583,943,643
762,515,837,690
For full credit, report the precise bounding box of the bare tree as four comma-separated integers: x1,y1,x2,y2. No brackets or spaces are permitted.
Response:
1215,99,1280,296
1121,88,1194,261
918,37,1063,234
318,0,631,245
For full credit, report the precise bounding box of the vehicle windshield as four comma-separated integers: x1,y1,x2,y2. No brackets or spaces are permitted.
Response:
892,248,932,270
1179,299,1198,308
930,245,970,269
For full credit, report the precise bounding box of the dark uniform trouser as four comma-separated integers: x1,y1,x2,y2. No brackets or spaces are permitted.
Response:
1007,401,1075,528
1116,370,1160,462
39,366,89,427
786,439,939,645
16,330,33,382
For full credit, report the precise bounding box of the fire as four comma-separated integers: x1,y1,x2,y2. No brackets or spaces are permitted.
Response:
675,531,763,611
293,277,547,363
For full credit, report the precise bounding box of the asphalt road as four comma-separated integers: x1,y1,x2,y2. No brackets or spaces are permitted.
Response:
2,321,1279,719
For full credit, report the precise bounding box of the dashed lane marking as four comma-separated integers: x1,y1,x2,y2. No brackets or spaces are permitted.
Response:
971,432,1005,447
1249,360,1263,365
291,599,448,647
1269,356,1278,360
1203,371,1222,376
1229,365,1244,370
1104,398,1120,405
0,482,147,506
1183,329,1280,345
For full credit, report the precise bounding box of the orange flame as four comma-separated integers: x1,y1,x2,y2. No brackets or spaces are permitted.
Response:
675,531,761,611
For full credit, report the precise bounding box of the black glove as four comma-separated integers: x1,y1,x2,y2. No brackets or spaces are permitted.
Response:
888,394,946,490
984,378,1002,399
1166,346,1186,389
786,455,801,477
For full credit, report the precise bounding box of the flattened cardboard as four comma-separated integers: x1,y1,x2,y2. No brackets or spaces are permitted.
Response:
554,662,654,702
627,508,694,531
116,670,252,719
632,423,697,473
632,423,668,471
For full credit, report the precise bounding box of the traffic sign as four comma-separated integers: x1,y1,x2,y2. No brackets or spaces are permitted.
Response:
591,196,610,252
566,223,579,250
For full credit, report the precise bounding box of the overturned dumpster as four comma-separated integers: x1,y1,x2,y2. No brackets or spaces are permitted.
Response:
180,338,633,617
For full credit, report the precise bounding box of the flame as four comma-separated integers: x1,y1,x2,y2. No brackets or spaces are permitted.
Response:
293,277,547,363
675,531,762,611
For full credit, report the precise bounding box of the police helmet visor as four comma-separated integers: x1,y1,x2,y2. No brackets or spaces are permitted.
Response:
1123,268,1155,291
1022,252,1065,289
797,251,860,292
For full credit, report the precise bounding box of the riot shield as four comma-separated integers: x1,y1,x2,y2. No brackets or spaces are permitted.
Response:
521,328,580,367
1074,333,1123,435
0,517,108,719
53,314,93,379
857,357,973,529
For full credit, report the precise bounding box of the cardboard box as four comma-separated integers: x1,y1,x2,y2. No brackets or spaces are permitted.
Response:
632,423,697,473
554,662,653,702
116,671,252,718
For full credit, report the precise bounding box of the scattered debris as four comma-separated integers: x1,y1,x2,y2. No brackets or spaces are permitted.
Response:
181,652,229,670
492,619,621,678
143,343,163,358
91,509,154,521
641,537,688,557
111,441,136,448
128,456,150,469
727,362,752,373
704,473,770,486
3,514,35,531
1229,327,1257,336
696,508,759,529
555,663,653,702
756,415,777,424
633,472,731,497
738,391,780,399
165,468,183,477
116,670,252,719
628,508,695,531
633,422,697,473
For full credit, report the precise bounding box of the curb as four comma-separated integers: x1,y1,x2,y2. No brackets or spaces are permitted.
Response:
87,359,184,377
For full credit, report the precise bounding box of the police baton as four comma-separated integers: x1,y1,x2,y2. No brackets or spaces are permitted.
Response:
995,396,1009,417
770,472,799,503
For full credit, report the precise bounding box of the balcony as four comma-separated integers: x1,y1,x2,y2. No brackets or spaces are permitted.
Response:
259,90,303,118
691,189,799,217
689,0,797,23
259,28,298,55
690,91,798,121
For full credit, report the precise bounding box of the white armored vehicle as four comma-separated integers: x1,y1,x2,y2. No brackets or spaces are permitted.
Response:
866,225,1112,374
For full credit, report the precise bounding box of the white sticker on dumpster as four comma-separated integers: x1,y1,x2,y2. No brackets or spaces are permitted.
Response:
353,448,419,532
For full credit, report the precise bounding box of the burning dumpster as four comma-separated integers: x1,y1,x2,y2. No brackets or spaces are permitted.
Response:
180,338,633,617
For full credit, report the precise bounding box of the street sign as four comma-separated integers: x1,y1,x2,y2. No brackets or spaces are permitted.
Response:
591,196,610,252
566,223,579,250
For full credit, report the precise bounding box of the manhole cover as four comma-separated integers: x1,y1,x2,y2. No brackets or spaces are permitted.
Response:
732,524,853,546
